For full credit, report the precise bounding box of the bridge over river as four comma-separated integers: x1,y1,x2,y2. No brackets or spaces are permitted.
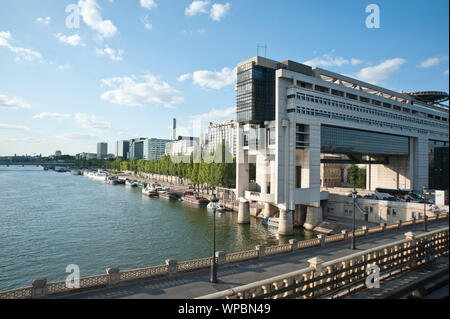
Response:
1,214,447,299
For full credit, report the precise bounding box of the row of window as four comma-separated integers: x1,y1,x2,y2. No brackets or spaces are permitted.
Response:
287,92,448,129
290,81,448,123
288,106,448,138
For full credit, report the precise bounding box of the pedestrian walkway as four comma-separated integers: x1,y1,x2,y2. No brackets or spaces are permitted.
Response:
60,221,448,299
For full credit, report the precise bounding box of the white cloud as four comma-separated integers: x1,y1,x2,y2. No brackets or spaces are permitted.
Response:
210,2,230,21
0,124,30,131
96,45,124,61
0,31,43,62
58,64,72,70
140,0,157,10
192,67,236,89
177,73,192,82
141,15,152,30
75,113,112,132
36,17,51,25
356,58,406,85
56,33,85,47
33,112,71,121
185,1,210,16
100,75,184,108
303,53,363,68
78,0,118,38
419,57,440,68
0,94,30,110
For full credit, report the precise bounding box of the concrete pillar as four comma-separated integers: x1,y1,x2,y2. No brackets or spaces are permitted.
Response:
317,234,326,247
216,251,226,265
238,199,250,224
106,267,120,287
289,239,298,251
166,259,177,275
256,245,266,258
263,203,270,218
278,209,294,236
341,230,348,241
31,278,47,299
303,206,323,231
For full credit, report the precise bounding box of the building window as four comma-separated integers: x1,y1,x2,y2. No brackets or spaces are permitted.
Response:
296,166,302,188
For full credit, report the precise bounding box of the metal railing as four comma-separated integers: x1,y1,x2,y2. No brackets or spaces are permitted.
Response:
0,213,448,299
198,227,449,299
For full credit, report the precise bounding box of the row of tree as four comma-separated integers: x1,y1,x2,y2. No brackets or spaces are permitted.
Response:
72,142,237,189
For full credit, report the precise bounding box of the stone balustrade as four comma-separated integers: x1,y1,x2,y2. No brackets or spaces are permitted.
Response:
197,226,449,299
0,212,448,299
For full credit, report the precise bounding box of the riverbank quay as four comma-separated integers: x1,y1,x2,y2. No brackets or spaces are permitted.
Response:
1,215,447,299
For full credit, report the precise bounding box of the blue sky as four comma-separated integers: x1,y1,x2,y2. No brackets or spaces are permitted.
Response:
0,0,448,156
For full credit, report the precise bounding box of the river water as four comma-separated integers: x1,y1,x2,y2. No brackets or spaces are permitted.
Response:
0,167,313,291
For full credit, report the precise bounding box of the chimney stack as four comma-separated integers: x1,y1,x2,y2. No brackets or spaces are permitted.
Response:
172,119,177,140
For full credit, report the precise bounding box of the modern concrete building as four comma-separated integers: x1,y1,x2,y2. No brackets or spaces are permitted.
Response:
76,152,97,160
144,138,171,161
129,138,146,160
207,120,237,158
55,150,62,157
235,56,449,236
115,140,130,159
97,143,108,160
165,136,200,157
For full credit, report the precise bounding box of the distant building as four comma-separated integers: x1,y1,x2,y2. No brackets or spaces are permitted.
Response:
97,142,108,160
55,150,62,157
129,138,146,160
115,140,130,159
165,136,200,157
207,120,237,157
144,138,171,160
76,153,97,160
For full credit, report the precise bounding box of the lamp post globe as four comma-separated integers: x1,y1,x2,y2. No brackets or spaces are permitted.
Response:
210,194,219,284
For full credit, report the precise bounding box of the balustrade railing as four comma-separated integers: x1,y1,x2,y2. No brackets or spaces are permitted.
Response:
198,227,449,299
0,212,447,299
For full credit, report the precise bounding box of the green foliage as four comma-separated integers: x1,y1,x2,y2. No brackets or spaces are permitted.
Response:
73,141,237,189
348,164,366,189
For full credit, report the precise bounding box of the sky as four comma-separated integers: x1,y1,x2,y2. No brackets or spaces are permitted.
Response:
0,0,448,156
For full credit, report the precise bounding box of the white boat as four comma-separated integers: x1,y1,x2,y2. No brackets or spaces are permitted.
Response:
142,186,158,197
54,166,67,173
84,170,108,182
70,169,82,175
207,203,228,212
125,180,138,187
262,217,279,228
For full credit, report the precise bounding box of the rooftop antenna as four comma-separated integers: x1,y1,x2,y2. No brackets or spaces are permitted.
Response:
257,44,267,57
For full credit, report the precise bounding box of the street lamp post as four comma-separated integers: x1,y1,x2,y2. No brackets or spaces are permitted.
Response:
210,194,219,284
351,189,358,250
423,187,428,232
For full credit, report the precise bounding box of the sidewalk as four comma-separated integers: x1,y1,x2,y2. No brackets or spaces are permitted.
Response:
60,220,449,299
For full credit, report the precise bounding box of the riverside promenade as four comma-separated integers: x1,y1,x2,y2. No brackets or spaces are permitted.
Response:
57,218,448,299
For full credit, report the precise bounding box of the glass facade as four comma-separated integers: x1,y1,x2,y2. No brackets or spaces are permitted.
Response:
236,62,275,123
321,125,409,155
428,140,449,190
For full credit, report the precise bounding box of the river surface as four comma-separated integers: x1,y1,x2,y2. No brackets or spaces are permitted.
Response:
0,167,313,291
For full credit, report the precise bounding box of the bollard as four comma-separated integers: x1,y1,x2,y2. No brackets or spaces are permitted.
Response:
106,267,120,287
215,251,226,265
362,226,368,236
166,259,177,275
31,278,47,299
317,234,326,247
256,245,266,258
289,239,298,251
